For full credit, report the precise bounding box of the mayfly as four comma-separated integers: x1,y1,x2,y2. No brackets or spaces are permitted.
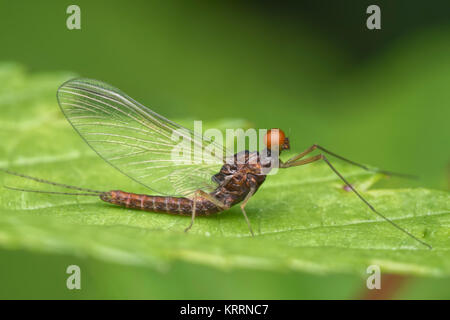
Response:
2,78,431,249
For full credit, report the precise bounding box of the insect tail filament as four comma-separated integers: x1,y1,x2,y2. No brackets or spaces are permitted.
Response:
3,185,101,196
1,169,105,195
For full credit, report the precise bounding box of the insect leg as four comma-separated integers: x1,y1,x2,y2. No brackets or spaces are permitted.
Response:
281,154,432,249
284,145,415,178
284,144,317,164
196,190,229,211
240,186,256,237
184,190,229,233
281,154,322,168
184,191,199,233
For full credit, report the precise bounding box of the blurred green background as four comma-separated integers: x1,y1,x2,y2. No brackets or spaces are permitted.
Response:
0,0,449,299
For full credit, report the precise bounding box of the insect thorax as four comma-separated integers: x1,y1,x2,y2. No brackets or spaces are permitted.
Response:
210,150,272,206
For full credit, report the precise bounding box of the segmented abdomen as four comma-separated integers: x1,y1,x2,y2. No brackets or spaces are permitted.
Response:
100,190,221,216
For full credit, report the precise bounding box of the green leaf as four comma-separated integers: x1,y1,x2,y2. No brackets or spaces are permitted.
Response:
1,63,449,277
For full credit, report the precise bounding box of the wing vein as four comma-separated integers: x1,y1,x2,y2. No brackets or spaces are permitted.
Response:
58,78,223,196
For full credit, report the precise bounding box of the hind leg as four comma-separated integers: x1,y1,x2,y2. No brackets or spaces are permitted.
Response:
184,190,229,233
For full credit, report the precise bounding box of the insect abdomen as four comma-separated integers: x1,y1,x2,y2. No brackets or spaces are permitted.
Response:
100,190,220,216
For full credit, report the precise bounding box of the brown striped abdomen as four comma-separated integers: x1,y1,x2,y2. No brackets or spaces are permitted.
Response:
99,190,222,216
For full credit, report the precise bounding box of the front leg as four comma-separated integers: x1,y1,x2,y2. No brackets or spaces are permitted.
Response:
279,153,432,249
280,154,322,168
283,144,414,178
284,144,318,165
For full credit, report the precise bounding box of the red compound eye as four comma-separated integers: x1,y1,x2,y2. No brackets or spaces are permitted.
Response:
264,128,286,149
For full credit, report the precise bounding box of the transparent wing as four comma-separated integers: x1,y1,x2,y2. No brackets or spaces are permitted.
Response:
57,78,228,197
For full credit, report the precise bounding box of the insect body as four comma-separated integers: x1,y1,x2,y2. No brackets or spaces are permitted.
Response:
101,149,270,234
1,78,432,249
